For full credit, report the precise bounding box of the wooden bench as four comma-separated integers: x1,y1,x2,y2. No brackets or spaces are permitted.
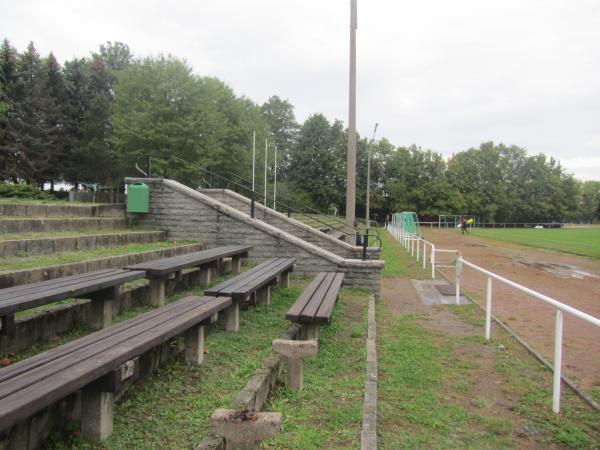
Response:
0,269,146,336
124,244,252,307
0,295,232,443
285,272,345,340
204,258,295,332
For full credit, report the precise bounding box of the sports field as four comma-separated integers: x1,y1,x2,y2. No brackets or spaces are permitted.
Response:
470,227,600,259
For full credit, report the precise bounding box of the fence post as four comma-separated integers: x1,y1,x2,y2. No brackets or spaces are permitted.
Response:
431,245,435,279
553,309,563,414
423,242,427,269
416,239,420,262
287,202,291,218
362,232,368,260
485,277,492,340
455,254,462,305
250,197,255,218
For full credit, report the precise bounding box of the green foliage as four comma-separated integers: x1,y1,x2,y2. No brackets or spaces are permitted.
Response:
0,182,56,199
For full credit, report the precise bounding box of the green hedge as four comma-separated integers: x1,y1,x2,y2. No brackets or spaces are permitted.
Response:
0,183,57,200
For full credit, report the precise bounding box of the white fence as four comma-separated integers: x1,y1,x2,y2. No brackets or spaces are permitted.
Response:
387,225,600,414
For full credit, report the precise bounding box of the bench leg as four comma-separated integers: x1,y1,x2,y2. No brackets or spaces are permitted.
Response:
224,302,239,332
198,265,212,287
81,389,113,443
272,339,318,391
88,286,117,330
287,357,305,391
232,255,242,274
280,271,290,289
185,324,205,365
0,314,15,337
256,286,270,306
304,323,319,341
149,277,165,307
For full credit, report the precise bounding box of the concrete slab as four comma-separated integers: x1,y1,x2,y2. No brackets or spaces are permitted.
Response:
411,279,470,306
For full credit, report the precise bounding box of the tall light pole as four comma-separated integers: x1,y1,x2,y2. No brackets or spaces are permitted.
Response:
366,122,379,229
345,0,358,232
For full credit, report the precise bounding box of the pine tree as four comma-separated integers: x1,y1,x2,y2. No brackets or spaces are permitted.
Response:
0,39,19,181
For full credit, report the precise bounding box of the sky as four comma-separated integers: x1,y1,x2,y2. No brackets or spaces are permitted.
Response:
2,0,599,180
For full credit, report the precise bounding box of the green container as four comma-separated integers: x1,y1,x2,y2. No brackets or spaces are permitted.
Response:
127,182,150,213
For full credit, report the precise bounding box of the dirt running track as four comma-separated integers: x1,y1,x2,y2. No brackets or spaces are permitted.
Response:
421,228,600,393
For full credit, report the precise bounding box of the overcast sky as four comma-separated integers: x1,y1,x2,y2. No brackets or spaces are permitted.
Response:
2,0,599,180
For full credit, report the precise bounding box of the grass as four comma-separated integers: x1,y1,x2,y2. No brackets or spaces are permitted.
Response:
39,274,310,449
377,301,600,449
379,228,429,279
0,227,161,241
471,228,600,259
0,198,99,205
0,240,196,271
264,288,370,449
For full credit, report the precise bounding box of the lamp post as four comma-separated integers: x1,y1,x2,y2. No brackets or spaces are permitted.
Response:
365,123,379,229
345,0,358,232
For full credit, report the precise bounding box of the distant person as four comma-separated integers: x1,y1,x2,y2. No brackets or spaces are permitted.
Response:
460,216,469,234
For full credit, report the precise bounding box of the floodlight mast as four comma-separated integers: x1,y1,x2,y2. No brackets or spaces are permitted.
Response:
366,122,379,229
345,0,357,232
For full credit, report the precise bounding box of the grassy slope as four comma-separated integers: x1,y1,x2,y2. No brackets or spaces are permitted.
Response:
0,240,195,271
471,228,600,259
0,228,160,241
265,288,369,449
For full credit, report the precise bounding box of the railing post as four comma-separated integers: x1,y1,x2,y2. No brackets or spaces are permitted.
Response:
250,197,255,218
553,309,563,414
287,202,291,218
431,245,435,279
411,236,415,256
485,276,492,340
423,242,427,269
362,231,368,260
416,239,420,262
147,155,152,178
455,254,462,305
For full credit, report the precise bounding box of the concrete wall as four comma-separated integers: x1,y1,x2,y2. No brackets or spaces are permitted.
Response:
0,218,126,234
0,203,124,218
126,178,383,297
197,189,380,261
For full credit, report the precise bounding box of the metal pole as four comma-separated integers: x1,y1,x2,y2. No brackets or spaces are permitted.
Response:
416,239,420,262
485,277,492,340
252,131,256,192
455,255,462,305
273,144,277,210
553,309,563,414
423,242,427,269
345,0,357,231
431,245,435,279
264,138,268,206
365,122,378,229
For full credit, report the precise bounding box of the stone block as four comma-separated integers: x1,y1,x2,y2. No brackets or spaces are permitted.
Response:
211,409,282,450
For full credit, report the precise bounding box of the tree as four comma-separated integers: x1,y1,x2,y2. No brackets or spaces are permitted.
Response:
260,95,299,178
0,39,19,181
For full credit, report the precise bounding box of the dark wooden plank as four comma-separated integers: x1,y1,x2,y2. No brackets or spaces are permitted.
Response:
0,295,231,431
222,258,294,295
0,296,229,398
204,258,281,296
124,245,253,275
0,296,196,383
297,273,336,320
0,269,117,297
314,273,345,324
285,273,327,322
0,270,146,316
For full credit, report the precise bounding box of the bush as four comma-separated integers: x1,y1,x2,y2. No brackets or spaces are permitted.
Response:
0,183,57,200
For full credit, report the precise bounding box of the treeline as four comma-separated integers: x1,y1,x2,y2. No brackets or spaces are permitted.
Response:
1,40,598,223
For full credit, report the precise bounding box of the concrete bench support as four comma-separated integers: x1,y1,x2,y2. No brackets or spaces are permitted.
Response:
0,313,15,337
211,409,282,450
81,389,113,443
88,286,118,330
280,271,290,289
303,323,319,341
232,255,242,274
224,303,240,332
148,277,165,307
198,265,212,287
256,286,270,306
272,339,318,391
184,323,205,365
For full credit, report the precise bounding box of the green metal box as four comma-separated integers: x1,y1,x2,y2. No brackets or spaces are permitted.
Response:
127,182,150,213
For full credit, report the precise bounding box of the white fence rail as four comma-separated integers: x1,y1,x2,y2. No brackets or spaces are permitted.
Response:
387,225,600,414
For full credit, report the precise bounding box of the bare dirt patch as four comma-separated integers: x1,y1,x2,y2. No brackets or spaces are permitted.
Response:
422,228,600,392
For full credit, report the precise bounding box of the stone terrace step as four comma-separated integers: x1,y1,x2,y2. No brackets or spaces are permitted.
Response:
0,218,126,234
0,230,167,258
0,203,124,218
0,242,204,288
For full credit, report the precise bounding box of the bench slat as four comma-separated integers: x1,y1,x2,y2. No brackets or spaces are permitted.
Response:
285,273,327,322
314,272,345,324
286,272,345,325
205,259,279,293
124,245,252,275
0,270,146,316
297,273,336,320
0,269,117,296
0,296,231,431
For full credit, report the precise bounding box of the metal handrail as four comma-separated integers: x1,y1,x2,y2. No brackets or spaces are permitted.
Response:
137,154,381,249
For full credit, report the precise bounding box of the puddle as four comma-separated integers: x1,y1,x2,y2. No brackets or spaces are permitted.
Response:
516,258,600,279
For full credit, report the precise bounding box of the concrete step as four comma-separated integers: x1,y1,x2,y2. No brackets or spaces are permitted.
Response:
0,230,166,258
0,217,127,233
0,202,125,218
0,242,204,288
